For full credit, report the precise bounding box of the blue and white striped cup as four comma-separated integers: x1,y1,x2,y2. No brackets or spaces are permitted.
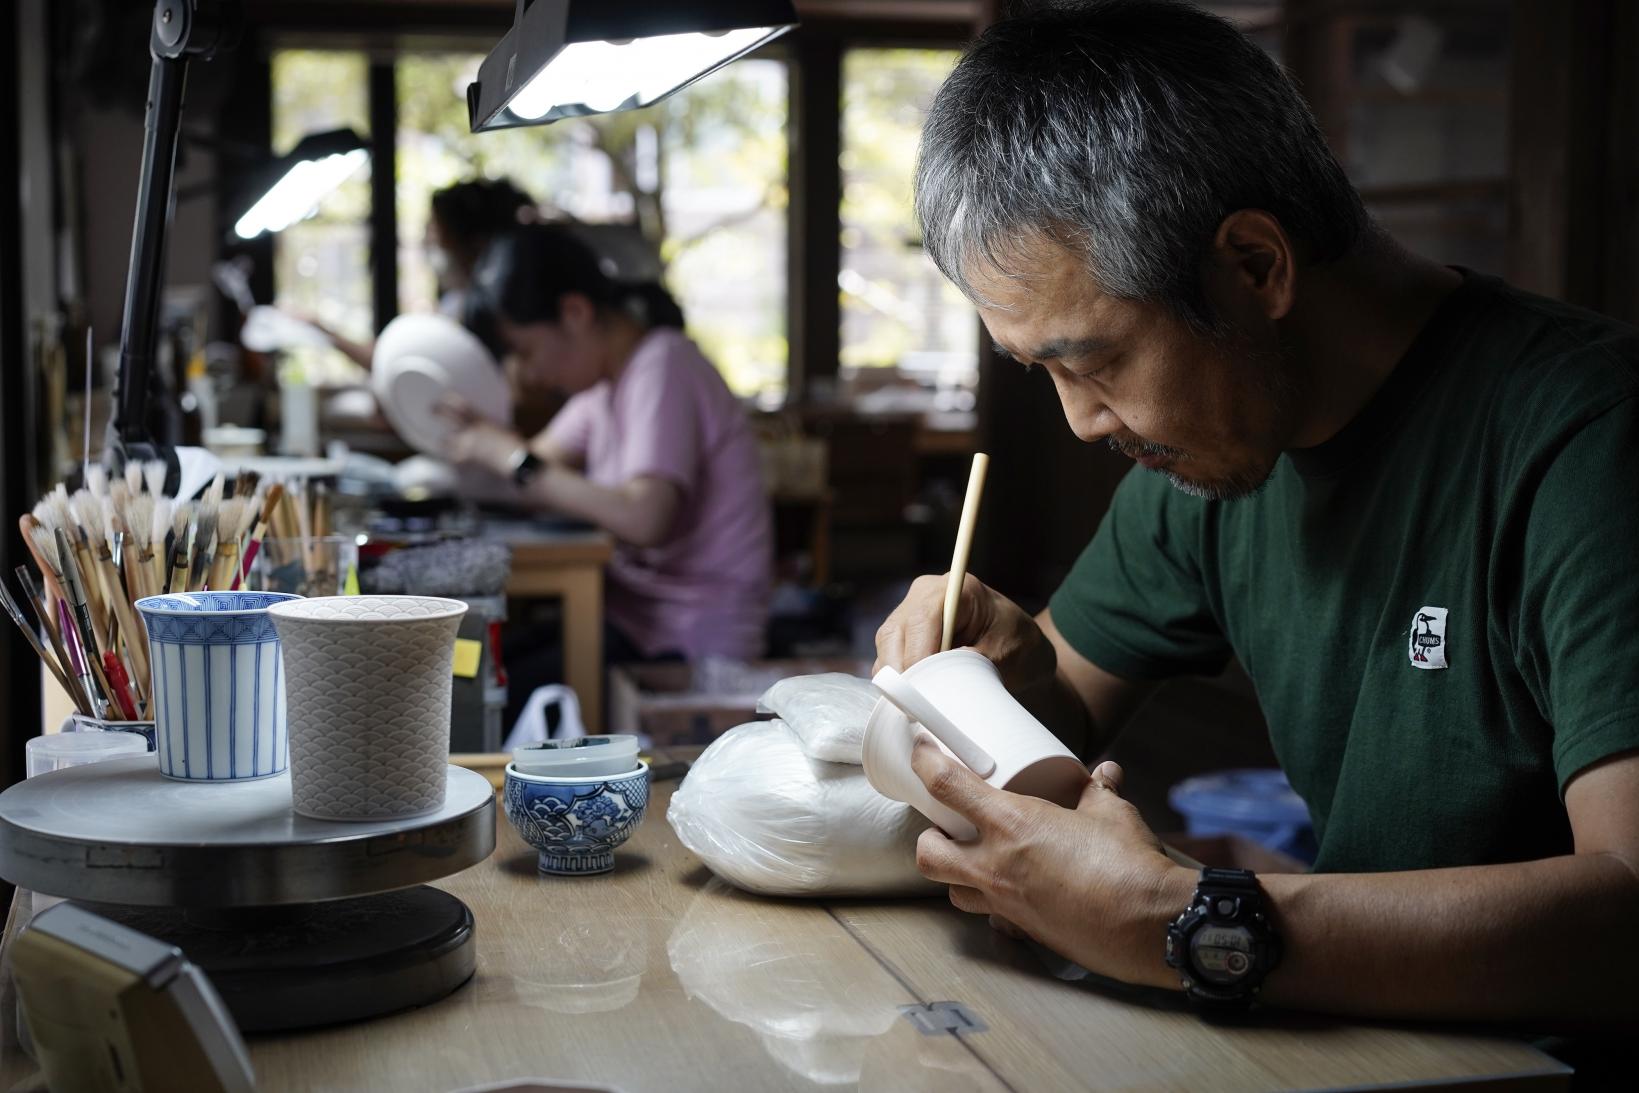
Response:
136,592,303,781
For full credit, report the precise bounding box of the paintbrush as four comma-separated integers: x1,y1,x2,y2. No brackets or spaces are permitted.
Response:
232,468,261,502
147,497,172,599
104,515,152,700
82,328,94,491
85,462,108,499
18,516,68,604
206,497,252,591
166,502,194,594
99,650,140,721
186,474,225,592
143,460,168,499
233,483,285,590
16,566,92,714
37,488,98,623
0,580,80,709
119,493,156,601
55,527,111,717
123,461,145,499
66,490,111,624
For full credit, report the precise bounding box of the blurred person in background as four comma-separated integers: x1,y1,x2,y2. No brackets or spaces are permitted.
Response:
306,177,536,368
444,223,773,726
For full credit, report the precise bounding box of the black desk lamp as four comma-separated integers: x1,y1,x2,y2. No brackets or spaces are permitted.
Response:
467,0,797,132
106,0,241,496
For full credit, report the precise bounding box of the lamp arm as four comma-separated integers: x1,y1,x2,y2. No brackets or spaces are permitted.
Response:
110,52,187,468
105,0,240,495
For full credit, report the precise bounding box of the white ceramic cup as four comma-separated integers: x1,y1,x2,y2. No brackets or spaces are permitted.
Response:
135,591,302,782
267,595,468,821
862,648,1088,840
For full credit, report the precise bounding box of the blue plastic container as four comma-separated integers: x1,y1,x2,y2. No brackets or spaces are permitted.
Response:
1168,768,1317,863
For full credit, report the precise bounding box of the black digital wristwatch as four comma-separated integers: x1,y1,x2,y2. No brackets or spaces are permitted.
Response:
1164,867,1282,1008
508,448,545,487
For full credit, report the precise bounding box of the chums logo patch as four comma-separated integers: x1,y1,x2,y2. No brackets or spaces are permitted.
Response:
1409,606,1448,670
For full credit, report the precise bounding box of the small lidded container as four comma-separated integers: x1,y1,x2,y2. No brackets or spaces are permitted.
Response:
504,735,650,876
511,735,641,779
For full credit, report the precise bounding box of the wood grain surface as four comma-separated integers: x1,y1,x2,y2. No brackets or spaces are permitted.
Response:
0,780,1570,1092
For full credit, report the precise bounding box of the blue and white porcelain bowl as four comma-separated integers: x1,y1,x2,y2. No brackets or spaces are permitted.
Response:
135,591,302,782
503,761,650,876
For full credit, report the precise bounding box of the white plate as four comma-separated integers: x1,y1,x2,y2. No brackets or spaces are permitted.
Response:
372,314,511,456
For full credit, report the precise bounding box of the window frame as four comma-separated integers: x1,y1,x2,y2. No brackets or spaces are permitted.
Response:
253,12,983,402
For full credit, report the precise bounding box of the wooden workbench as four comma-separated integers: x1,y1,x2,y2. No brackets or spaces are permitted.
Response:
0,778,1570,1092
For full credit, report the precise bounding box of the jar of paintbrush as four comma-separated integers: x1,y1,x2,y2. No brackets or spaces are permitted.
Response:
5,464,274,733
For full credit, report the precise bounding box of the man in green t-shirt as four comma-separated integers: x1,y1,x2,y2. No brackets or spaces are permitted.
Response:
875,1,1639,1023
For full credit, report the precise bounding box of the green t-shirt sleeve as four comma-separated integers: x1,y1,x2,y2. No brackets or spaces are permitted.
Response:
1048,469,1231,680
1513,396,1639,790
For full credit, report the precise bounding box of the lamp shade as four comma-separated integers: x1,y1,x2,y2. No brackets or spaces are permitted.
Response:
467,0,798,132
232,128,369,240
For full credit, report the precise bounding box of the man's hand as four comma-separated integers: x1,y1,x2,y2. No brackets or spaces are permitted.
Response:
875,573,1057,694
438,395,523,477
910,732,1192,988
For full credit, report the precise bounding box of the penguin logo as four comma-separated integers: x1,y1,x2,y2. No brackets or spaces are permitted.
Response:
1408,606,1449,670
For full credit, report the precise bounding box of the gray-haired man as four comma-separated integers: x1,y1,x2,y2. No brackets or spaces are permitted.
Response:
876,0,1639,1022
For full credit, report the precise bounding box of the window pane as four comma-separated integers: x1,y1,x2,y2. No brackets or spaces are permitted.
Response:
269,50,372,382
395,54,788,400
841,49,976,397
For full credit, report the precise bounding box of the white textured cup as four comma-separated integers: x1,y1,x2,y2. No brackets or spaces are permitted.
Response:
268,595,468,821
862,648,1088,840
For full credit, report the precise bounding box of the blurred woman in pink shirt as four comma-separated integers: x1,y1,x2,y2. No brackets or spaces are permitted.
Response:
445,224,772,664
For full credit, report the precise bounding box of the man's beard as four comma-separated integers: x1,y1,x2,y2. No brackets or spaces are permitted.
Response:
1107,325,1294,502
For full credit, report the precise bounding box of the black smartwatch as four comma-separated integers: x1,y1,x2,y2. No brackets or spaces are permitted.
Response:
1164,867,1282,1008
507,448,545,487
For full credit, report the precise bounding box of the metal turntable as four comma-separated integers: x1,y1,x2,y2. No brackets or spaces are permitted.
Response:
0,755,496,1031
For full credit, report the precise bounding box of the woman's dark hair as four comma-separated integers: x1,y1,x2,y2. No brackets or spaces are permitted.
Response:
463,224,685,358
429,178,535,256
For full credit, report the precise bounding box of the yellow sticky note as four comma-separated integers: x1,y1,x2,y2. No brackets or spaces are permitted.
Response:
452,638,482,679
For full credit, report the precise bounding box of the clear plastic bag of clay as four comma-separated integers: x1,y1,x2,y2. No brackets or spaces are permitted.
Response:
756,673,882,765
666,719,938,897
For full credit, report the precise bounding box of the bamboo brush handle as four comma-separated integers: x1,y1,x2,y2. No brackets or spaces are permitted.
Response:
941,452,990,653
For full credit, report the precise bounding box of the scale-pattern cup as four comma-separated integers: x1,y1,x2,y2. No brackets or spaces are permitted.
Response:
268,595,467,821
136,592,302,782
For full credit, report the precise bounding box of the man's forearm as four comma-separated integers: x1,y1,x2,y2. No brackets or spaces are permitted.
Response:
1022,671,1101,757
1020,671,1109,759
1132,852,1639,1024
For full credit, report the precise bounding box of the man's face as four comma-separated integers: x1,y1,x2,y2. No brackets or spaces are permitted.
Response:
970,238,1298,500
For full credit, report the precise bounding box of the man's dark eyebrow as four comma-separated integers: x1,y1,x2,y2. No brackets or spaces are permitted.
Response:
993,337,1112,362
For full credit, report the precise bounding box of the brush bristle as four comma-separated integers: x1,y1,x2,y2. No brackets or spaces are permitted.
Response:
27,524,60,575
152,498,173,545
110,480,131,512
194,498,220,556
172,501,193,541
234,469,262,500
216,498,249,547
85,463,109,498
203,473,225,509
68,489,98,534
70,489,104,544
143,461,168,497
38,488,76,542
126,494,156,549
124,461,144,496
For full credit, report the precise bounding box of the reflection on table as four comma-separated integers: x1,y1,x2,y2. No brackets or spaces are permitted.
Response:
0,778,1564,1092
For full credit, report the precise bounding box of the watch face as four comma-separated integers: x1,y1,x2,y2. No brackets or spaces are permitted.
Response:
1189,924,1254,985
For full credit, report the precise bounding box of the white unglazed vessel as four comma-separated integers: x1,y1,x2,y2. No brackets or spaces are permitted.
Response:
268,595,468,821
862,648,1088,840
